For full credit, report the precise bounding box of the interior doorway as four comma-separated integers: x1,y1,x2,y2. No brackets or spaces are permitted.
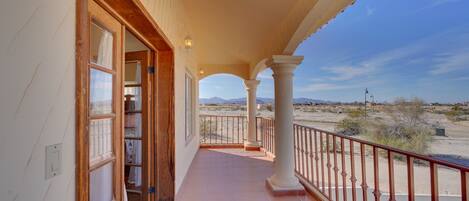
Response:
124,30,155,201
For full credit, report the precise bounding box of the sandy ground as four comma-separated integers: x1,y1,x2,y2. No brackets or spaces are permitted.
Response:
200,108,469,196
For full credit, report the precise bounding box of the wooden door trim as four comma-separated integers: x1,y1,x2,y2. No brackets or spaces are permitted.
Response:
125,50,152,200
76,0,175,200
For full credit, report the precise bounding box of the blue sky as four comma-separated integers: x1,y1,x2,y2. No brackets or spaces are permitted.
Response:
200,0,469,103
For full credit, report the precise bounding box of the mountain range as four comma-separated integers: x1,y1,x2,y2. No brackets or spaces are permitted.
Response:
199,97,332,105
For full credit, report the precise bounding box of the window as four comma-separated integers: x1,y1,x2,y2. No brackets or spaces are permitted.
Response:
185,72,194,142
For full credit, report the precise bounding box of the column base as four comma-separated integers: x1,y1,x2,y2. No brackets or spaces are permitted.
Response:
265,177,305,196
244,141,261,151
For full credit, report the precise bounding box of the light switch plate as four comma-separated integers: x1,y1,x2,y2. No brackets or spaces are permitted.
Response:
45,143,62,179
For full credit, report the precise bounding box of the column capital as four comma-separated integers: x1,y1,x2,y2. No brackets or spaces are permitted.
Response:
266,55,304,75
243,79,260,90
266,55,304,66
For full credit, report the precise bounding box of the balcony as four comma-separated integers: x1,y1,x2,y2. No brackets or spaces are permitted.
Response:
178,115,469,201
176,148,315,201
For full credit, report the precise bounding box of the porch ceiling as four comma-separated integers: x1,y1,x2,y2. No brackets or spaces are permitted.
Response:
183,0,354,80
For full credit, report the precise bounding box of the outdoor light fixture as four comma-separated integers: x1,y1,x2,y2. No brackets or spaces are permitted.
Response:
199,69,204,75
184,36,193,49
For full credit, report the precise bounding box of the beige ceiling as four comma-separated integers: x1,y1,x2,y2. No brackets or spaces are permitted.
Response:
183,0,354,79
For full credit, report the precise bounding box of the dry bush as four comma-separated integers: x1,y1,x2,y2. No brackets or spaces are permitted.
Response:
266,104,273,112
365,98,432,154
199,119,215,134
335,108,366,136
445,105,469,122
336,118,365,136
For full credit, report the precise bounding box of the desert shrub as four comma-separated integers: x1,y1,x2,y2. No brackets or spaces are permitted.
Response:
266,104,273,112
364,98,432,155
445,105,469,121
199,119,215,134
336,118,364,136
346,108,366,118
365,122,432,154
335,107,367,136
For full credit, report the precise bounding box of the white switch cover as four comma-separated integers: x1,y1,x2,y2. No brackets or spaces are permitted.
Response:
46,143,62,179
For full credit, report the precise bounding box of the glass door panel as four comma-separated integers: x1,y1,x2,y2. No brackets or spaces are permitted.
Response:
88,1,123,200
90,68,113,115
90,163,114,201
90,22,114,69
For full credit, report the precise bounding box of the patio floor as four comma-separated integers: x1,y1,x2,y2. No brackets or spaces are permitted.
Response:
176,148,317,201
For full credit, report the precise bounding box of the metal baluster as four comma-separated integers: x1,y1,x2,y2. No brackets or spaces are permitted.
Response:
361,144,368,201
326,134,332,199
373,147,381,201
430,162,439,201
388,151,395,201
320,131,325,193
305,127,311,182
341,138,347,201
461,170,467,201
333,136,339,201
209,116,212,144
300,126,306,175
315,130,320,188
294,125,299,172
407,156,415,201
350,141,357,201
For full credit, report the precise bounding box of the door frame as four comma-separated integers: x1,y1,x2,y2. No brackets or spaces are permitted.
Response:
76,0,175,200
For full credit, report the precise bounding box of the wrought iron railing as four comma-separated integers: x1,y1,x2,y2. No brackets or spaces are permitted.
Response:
257,117,469,201
199,115,247,145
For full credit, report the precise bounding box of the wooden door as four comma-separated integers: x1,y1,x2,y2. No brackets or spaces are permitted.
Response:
88,1,124,201
124,50,154,201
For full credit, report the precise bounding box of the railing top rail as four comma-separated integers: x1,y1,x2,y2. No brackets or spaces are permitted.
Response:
199,114,247,118
293,123,469,171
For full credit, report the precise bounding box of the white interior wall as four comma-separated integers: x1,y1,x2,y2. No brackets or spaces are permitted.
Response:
0,0,76,201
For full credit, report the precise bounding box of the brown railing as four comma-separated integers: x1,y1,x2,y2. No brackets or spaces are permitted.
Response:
257,117,275,154
199,115,247,145
256,117,469,201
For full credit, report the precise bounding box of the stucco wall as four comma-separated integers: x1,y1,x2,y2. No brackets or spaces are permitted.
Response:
138,0,200,193
0,0,76,200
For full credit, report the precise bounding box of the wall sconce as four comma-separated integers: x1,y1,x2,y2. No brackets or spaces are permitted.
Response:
184,36,193,49
199,69,204,75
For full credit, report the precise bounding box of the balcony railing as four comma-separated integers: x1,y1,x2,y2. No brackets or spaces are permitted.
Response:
199,115,249,145
199,115,469,201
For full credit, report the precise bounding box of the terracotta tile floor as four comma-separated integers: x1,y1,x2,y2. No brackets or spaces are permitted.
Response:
176,148,317,201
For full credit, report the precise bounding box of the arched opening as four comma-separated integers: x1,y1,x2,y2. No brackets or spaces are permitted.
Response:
198,74,248,146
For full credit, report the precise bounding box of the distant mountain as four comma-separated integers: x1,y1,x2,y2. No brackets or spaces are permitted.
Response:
199,97,227,104
199,97,331,105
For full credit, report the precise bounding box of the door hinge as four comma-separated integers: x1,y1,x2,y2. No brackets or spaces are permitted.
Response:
148,186,156,194
147,66,155,74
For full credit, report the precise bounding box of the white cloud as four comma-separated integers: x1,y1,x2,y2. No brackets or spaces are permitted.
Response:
321,65,375,81
366,6,375,16
298,83,354,92
429,49,469,75
453,76,469,81
321,43,423,81
256,69,273,80
430,0,461,7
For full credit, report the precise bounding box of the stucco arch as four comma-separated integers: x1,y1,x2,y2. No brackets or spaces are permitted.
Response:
198,71,246,82
249,58,269,80
198,64,250,80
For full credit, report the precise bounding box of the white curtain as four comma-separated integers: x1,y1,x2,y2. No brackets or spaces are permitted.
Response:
97,31,113,67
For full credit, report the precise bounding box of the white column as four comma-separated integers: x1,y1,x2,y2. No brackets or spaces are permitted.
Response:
244,79,261,150
266,55,305,193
